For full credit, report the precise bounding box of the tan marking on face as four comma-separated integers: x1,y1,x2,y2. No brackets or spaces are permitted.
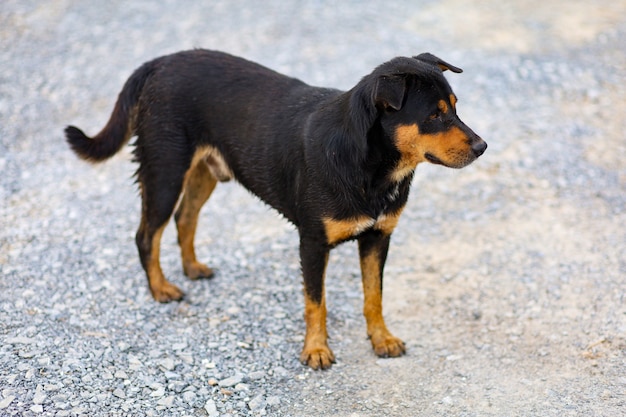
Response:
391,124,424,182
426,126,476,168
438,99,449,114
449,94,457,109
391,123,475,180
323,216,376,245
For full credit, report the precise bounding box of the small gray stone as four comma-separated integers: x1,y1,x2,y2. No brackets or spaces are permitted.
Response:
219,374,244,387
150,386,165,398
19,350,38,359
172,342,187,350
112,388,126,399
158,358,175,371
248,371,266,381
0,396,15,409
33,386,46,405
234,383,249,392
156,395,175,407
114,370,128,379
248,394,266,411
182,390,197,404
7,336,35,344
266,396,280,406
204,399,219,417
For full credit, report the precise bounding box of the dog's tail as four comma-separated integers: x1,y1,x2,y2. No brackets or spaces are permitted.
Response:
65,60,157,162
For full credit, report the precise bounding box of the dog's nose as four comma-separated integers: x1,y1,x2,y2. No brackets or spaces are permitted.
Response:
472,138,487,157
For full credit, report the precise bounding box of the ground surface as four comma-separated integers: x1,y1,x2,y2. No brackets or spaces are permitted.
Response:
1,1,624,416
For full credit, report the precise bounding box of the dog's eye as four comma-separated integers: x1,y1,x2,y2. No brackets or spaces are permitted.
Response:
428,111,441,121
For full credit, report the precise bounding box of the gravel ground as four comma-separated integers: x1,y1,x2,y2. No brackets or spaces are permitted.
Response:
1,1,625,416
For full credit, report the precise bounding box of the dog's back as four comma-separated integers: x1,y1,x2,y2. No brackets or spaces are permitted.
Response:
135,50,340,221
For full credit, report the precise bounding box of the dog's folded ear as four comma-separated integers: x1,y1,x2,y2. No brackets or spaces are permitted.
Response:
374,75,406,111
414,53,463,73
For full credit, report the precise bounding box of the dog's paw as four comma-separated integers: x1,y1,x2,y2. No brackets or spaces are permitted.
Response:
183,261,214,280
151,281,185,303
300,345,336,370
371,333,406,358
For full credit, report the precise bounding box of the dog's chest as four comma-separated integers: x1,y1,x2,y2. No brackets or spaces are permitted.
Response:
322,211,401,246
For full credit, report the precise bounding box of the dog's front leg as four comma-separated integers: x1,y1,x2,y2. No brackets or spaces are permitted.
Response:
358,231,406,357
299,237,335,370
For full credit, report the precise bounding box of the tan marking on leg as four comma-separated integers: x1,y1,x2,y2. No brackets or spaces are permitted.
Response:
176,158,217,280
322,216,375,245
360,250,405,358
300,291,335,370
147,225,184,302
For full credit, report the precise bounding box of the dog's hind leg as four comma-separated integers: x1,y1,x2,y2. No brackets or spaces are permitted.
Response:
175,158,217,280
135,140,190,302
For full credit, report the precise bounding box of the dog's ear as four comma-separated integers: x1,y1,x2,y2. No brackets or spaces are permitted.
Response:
414,53,463,73
374,75,406,111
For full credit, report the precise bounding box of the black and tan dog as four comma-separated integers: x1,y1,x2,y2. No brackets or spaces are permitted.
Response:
66,49,486,369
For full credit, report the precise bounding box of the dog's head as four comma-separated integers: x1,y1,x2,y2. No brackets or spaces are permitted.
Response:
351,53,487,181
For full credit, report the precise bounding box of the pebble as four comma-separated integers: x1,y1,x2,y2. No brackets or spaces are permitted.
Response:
248,394,266,411
32,385,46,405
219,374,244,387
266,396,280,406
0,396,15,409
156,395,175,407
182,390,197,404
234,383,249,392
115,370,129,379
150,385,166,398
204,399,219,417
248,371,266,381
7,336,36,345
158,358,176,371
112,388,126,399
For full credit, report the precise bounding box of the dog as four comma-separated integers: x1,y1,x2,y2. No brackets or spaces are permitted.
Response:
66,49,486,369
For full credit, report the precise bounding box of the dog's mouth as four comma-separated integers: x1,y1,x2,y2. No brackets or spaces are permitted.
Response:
425,152,445,166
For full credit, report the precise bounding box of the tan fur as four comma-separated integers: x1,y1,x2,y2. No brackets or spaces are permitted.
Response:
360,250,406,357
391,122,476,182
147,225,184,302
